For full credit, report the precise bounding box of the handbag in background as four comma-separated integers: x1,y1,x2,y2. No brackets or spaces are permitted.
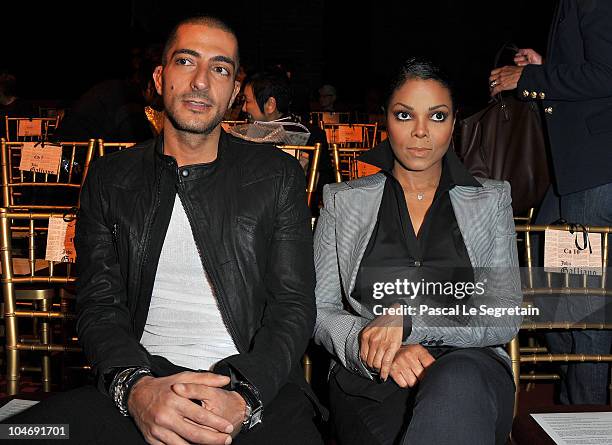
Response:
456,43,550,215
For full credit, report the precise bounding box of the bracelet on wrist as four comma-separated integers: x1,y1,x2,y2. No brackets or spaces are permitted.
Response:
110,367,153,417
232,380,263,430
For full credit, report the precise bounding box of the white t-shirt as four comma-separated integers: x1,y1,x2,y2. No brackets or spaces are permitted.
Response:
140,196,239,370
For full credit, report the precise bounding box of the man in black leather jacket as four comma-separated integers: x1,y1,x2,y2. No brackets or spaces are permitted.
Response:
7,16,322,445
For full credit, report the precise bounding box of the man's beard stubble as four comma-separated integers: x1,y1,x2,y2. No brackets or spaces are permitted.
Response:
165,105,224,136
165,90,227,135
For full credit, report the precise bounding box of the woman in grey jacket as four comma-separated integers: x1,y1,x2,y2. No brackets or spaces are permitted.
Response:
313,58,522,445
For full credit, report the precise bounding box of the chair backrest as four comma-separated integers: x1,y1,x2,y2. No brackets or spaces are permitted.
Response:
221,120,248,132
0,139,96,210
97,139,137,157
513,208,535,245
277,143,322,208
0,208,78,283
513,208,535,225
509,223,612,416
4,117,60,142
517,223,610,298
309,111,351,126
38,106,66,127
323,123,378,148
331,144,378,182
0,208,79,395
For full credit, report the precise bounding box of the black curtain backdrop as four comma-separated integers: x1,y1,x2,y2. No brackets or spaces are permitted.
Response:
1,0,554,115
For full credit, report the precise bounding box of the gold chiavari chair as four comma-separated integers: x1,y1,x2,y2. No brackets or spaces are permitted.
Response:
331,144,379,182
513,208,536,225
508,224,612,416
4,117,60,142
220,120,248,133
309,111,351,126
323,123,378,149
1,209,82,394
96,139,137,157
1,139,94,393
277,143,321,209
1,139,96,211
38,106,66,124
514,208,536,247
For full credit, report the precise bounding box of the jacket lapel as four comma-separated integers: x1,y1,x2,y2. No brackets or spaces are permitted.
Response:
333,175,497,304
334,174,386,306
449,183,496,269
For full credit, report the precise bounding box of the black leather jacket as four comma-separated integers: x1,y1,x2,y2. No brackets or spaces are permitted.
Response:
75,131,317,409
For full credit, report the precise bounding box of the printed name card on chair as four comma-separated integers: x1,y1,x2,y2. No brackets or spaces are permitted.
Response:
544,228,602,275
355,160,380,178
17,119,42,138
18,142,62,175
45,217,76,263
336,125,363,143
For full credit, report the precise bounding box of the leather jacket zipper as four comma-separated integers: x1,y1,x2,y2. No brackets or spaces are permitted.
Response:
132,168,163,322
112,223,120,258
177,172,244,353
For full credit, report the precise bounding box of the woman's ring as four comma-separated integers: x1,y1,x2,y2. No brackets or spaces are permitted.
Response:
490,80,498,88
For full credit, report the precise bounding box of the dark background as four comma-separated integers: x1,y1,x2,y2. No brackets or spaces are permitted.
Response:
1,0,555,116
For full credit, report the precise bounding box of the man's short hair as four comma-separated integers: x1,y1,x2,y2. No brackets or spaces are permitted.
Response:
161,16,240,70
244,72,291,115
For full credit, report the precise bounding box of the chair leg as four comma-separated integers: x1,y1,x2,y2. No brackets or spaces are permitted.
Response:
60,298,68,390
40,298,52,392
6,347,20,395
509,336,521,417
302,354,312,384
5,309,20,395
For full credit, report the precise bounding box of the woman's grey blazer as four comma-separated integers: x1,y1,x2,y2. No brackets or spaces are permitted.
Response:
313,173,522,379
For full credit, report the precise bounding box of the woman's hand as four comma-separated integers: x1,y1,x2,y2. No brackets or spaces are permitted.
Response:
359,307,404,381
489,66,525,96
389,345,436,388
514,48,543,66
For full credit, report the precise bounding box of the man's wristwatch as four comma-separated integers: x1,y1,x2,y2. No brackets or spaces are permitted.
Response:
109,367,154,416
232,380,263,430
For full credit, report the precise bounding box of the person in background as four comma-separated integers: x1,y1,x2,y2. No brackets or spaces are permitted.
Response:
490,0,612,405
55,56,160,142
223,64,248,121
317,84,337,112
242,71,334,208
0,70,35,138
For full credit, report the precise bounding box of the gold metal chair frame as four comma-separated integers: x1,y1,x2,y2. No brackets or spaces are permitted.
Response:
309,111,351,126
508,224,612,415
0,139,96,211
220,120,248,133
96,139,137,157
323,123,378,149
1,209,81,395
331,144,373,182
4,117,60,142
276,143,321,209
